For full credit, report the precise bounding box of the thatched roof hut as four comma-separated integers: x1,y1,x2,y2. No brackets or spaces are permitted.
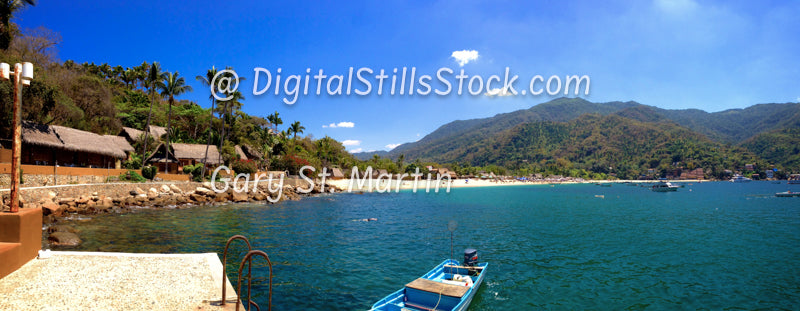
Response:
149,126,167,139
119,127,144,142
240,144,263,160
21,121,63,149
104,135,135,154
329,168,345,179
171,143,222,165
234,145,248,160
143,143,178,163
50,125,127,158
119,126,168,143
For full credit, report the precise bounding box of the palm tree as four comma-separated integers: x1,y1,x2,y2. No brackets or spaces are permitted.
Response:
266,111,282,132
196,66,219,176
289,121,305,140
0,0,35,50
120,68,137,89
213,68,245,162
140,62,164,162
158,71,193,174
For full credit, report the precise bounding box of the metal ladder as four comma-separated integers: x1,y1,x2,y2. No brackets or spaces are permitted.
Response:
221,235,274,311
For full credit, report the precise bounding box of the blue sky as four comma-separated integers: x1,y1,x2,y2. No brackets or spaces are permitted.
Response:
15,0,800,152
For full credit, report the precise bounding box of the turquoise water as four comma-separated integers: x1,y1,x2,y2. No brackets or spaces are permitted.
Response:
54,182,800,310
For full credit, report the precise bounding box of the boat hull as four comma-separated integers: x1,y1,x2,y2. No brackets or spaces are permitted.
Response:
369,259,488,311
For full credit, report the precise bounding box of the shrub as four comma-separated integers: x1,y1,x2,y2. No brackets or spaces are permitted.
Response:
273,154,310,173
141,166,158,180
231,160,257,175
183,163,205,182
123,156,142,170
119,170,146,183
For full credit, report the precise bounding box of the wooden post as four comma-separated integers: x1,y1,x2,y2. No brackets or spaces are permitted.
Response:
9,63,22,213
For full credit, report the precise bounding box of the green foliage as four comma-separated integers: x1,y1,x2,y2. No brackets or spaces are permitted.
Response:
141,166,158,180
123,154,142,169
182,163,206,181
119,170,146,183
231,160,257,175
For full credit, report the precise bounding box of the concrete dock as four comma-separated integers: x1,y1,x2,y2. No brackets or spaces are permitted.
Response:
0,251,239,310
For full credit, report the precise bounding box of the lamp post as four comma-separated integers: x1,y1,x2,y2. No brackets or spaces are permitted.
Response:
1,62,33,213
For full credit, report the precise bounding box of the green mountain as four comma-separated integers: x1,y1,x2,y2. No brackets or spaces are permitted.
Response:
387,98,639,160
437,114,762,179
358,97,800,177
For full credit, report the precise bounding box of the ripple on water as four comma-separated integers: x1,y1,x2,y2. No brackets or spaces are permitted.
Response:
54,182,800,310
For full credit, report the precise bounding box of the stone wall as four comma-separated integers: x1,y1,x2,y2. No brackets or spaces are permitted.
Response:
0,174,109,188
0,181,201,204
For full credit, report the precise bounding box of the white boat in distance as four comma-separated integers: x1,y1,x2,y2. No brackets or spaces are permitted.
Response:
652,182,679,192
730,174,752,183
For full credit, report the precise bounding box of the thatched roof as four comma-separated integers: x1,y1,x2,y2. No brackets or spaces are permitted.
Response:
104,135,135,153
172,143,222,165
120,126,167,143
149,126,167,139
330,168,344,178
235,145,248,160
22,121,63,149
21,122,126,159
240,144,264,160
144,143,177,164
120,127,144,141
51,125,127,158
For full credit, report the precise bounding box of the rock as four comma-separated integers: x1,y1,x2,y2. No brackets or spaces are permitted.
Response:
189,193,207,202
131,187,145,196
47,225,77,234
202,182,213,189
231,191,249,202
195,187,213,195
59,198,75,205
97,197,114,210
147,188,158,199
160,185,172,194
48,232,82,246
46,191,57,199
41,200,63,217
169,184,182,194
76,196,90,204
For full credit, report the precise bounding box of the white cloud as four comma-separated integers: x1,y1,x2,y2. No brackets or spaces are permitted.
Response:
451,50,479,67
485,86,515,97
342,139,361,146
322,121,355,128
349,148,363,153
385,143,401,150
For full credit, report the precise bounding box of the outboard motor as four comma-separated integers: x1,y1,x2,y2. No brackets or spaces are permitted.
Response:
463,248,478,266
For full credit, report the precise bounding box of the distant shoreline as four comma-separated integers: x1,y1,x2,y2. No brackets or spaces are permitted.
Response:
325,178,707,192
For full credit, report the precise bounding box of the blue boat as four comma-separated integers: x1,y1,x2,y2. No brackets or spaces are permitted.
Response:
369,249,488,311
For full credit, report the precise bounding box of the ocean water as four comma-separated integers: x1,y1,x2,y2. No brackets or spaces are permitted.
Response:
53,182,800,310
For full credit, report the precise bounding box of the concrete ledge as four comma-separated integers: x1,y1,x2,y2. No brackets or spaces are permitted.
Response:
0,251,238,310
0,208,42,280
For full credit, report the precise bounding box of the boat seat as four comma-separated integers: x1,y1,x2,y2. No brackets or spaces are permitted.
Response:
405,278,468,298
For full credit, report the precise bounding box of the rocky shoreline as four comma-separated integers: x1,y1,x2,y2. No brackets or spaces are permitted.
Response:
1,180,340,247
